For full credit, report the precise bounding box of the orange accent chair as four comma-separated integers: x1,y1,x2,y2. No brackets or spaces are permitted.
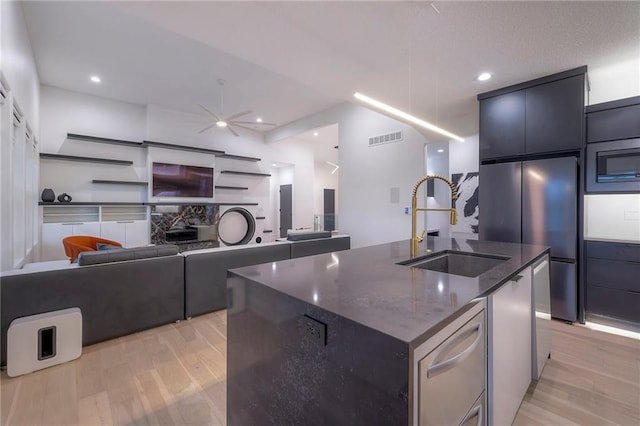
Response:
62,235,123,263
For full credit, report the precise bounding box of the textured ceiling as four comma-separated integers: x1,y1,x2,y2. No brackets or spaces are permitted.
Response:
23,1,640,139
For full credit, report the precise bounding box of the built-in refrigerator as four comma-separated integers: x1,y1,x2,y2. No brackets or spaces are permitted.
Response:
480,156,578,322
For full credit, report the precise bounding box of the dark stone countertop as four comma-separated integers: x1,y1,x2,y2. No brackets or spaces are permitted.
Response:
229,236,549,347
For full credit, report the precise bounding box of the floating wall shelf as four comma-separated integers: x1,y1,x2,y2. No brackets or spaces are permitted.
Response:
215,185,249,190
220,170,271,177
219,154,261,162
67,133,142,148
145,202,259,206
39,202,145,206
92,180,148,186
40,153,133,166
143,140,225,156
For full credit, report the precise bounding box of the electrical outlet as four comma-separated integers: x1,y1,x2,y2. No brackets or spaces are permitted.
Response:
302,315,327,346
624,210,639,221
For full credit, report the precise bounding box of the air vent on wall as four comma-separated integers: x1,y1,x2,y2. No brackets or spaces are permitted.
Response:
369,131,403,147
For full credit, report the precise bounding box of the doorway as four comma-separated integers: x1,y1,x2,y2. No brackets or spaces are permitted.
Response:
279,184,292,238
323,188,335,232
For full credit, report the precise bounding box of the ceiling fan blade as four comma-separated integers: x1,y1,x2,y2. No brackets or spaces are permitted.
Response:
225,110,252,121
198,123,217,133
231,123,260,132
228,126,240,137
231,120,277,126
198,104,220,121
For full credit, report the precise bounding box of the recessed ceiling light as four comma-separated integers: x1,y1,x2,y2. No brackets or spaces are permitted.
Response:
313,132,319,136
216,120,227,128
477,72,492,81
272,163,278,167
437,149,444,153
353,92,464,142
256,117,263,123
90,75,101,83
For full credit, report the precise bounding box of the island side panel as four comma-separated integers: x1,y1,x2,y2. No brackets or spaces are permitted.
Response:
227,274,410,425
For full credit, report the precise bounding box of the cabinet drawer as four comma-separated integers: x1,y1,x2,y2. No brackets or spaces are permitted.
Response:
586,258,640,292
587,285,640,324
587,103,640,143
586,240,640,263
419,311,485,426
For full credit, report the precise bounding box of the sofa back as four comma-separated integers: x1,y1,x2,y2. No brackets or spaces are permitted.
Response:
0,254,184,365
77,244,179,266
183,242,291,318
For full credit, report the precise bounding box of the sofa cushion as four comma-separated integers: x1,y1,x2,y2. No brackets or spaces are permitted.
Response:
77,245,179,266
96,243,122,251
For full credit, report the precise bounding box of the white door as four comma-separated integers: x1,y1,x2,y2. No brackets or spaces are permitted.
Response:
72,222,101,238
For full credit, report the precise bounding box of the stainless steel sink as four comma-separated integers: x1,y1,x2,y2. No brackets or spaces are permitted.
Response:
399,251,510,278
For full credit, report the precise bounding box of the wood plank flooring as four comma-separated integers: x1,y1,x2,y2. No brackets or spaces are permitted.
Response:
1,312,638,425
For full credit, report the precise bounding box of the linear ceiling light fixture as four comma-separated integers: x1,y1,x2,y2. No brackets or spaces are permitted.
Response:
353,92,464,142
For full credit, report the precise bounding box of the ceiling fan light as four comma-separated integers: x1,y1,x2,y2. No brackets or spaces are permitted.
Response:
216,120,228,128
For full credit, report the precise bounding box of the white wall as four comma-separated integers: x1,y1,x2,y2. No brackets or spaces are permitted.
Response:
1,1,40,270
314,161,339,231
589,58,640,105
1,1,40,134
37,88,317,247
39,86,147,203
269,138,315,231
425,142,451,238
584,194,640,243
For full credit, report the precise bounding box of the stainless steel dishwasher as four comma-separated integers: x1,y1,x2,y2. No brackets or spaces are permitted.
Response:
419,309,486,425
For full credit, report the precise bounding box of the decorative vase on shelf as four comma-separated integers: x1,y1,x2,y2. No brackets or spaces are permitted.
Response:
57,193,72,203
41,188,55,202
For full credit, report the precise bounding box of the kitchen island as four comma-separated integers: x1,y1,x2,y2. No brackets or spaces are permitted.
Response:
226,237,549,425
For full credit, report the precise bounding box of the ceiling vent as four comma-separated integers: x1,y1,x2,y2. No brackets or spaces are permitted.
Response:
369,131,403,147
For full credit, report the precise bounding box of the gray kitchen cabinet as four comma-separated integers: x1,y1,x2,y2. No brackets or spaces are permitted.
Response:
586,96,640,143
479,91,526,160
478,67,586,160
525,74,585,153
585,240,640,325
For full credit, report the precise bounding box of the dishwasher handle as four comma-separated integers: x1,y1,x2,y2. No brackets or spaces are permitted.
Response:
426,320,483,378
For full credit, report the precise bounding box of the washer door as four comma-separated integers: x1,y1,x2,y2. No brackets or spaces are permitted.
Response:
218,207,256,246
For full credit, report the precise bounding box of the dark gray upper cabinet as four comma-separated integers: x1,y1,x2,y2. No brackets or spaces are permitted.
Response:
479,91,525,160
586,96,640,143
478,67,587,161
525,75,585,154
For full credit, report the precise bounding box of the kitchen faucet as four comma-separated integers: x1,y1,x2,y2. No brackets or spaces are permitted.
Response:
410,175,459,257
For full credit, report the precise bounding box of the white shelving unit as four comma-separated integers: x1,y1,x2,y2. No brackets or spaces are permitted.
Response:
40,204,150,260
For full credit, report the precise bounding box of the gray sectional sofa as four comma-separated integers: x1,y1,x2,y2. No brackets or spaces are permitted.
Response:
182,235,351,318
0,245,184,365
0,235,350,366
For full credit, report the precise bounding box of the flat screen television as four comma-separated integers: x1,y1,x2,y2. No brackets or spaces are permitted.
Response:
152,162,214,198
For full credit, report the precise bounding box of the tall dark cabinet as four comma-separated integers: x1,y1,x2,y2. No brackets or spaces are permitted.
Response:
478,66,587,323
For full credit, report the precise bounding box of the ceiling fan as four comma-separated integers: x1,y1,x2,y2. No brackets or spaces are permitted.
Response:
198,79,276,137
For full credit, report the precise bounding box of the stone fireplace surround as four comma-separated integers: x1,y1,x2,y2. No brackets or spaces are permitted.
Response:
150,204,219,251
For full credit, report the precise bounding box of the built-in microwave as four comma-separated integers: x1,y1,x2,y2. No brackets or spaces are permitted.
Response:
586,138,640,193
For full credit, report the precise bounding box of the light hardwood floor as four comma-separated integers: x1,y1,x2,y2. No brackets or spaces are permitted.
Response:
1,312,638,425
